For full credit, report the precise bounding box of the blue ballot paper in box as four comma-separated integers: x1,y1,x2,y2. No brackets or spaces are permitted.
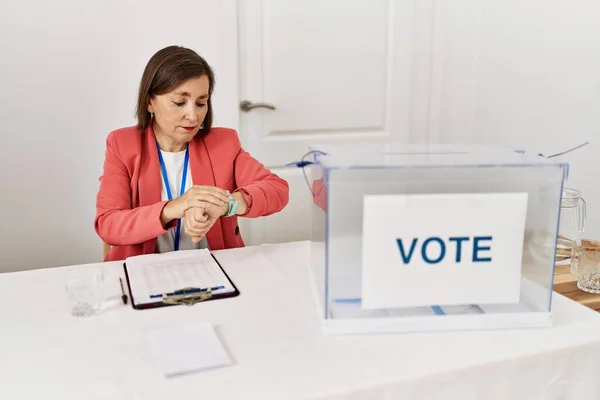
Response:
300,143,568,335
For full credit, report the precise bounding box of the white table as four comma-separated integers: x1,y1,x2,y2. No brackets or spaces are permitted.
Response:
2,241,600,399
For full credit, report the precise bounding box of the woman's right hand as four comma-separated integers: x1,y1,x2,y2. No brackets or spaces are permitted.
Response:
183,207,216,242
160,185,229,226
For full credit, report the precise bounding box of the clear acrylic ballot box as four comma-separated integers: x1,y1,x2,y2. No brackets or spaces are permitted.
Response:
307,144,568,335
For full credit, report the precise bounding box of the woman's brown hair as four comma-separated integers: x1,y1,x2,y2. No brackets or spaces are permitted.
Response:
135,45,215,137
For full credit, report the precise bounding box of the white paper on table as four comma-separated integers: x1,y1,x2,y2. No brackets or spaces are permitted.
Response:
147,322,232,378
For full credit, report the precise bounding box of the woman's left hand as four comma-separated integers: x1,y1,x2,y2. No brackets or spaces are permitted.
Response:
202,191,249,219
202,200,229,221
183,191,249,242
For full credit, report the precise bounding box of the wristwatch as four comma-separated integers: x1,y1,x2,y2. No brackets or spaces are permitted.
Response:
225,192,239,217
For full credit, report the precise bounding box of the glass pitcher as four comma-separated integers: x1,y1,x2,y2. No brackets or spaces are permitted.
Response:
556,188,586,273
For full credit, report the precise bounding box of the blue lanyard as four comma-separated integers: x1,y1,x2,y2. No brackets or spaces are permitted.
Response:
156,141,190,251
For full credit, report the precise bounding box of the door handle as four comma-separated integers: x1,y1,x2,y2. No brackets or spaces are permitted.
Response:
240,100,276,112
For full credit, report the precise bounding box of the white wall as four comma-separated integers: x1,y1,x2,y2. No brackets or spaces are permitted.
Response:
0,0,238,272
424,0,600,239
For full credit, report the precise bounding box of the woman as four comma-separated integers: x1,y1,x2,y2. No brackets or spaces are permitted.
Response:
95,45,289,262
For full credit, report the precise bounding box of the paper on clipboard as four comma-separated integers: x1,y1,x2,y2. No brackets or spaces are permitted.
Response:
125,249,237,307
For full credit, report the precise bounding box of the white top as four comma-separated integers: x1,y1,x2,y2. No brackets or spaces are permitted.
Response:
2,241,600,399
156,148,208,252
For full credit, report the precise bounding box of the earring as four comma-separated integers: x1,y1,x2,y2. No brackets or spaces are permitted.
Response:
149,111,154,119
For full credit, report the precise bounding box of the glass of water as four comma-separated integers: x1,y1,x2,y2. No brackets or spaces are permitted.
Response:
557,188,586,273
575,240,600,294
65,266,105,317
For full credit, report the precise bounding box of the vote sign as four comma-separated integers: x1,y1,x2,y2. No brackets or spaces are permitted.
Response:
361,193,528,309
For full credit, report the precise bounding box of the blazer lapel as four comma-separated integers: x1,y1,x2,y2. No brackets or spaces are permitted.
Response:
138,126,162,254
190,136,225,250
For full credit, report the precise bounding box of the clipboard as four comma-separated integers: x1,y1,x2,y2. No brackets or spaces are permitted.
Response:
123,252,240,310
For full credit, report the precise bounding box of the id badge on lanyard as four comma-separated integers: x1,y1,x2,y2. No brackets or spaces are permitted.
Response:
156,141,190,251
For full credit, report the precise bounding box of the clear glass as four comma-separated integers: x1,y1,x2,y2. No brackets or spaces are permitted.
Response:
556,188,586,273
65,266,105,317
574,240,600,294
308,144,568,331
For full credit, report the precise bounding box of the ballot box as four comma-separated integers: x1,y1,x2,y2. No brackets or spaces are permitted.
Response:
307,144,568,335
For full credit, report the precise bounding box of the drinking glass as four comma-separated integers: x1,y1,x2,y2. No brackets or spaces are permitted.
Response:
574,240,600,294
65,266,105,317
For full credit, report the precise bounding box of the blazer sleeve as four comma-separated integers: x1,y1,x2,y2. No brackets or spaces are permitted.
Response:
94,133,175,246
232,139,289,218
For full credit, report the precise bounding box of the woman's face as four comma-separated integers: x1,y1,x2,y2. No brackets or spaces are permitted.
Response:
148,75,209,146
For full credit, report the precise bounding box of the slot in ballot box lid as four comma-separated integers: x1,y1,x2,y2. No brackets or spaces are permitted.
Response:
310,143,566,170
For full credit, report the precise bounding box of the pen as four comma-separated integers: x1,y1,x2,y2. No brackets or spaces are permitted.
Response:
149,285,225,299
119,277,128,304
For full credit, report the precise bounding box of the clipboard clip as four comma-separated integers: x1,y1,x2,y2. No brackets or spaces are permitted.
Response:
161,287,214,306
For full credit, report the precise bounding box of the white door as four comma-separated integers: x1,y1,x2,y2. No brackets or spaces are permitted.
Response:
237,0,423,245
